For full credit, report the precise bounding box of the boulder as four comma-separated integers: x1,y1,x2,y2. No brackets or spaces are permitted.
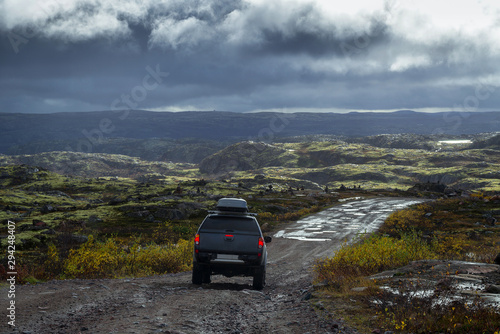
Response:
153,209,185,220
408,182,447,193
70,234,89,244
41,204,56,214
485,285,500,294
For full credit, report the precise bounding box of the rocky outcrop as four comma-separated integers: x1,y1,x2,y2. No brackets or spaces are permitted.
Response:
350,133,436,150
409,182,448,193
370,260,500,306
199,141,288,174
471,133,500,149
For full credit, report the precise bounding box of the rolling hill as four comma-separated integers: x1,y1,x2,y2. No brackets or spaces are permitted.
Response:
1,110,499,155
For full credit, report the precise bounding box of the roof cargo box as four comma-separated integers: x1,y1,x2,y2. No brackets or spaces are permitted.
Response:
216,198,248,213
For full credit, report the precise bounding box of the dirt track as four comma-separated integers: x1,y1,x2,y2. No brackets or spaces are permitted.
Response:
1,197,425,334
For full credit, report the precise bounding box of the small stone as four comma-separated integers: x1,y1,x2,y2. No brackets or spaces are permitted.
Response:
301,292,312,301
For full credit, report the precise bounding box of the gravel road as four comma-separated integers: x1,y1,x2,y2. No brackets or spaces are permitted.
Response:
2,197,425,334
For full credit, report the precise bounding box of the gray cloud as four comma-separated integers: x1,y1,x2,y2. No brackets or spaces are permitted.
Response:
1,0,499,114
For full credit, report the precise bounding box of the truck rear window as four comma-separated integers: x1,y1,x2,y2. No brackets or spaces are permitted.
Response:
200,216,259,233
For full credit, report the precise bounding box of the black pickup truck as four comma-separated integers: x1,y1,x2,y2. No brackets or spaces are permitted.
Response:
192,198,271,290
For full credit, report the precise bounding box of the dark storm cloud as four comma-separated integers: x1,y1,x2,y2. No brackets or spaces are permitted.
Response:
1,0,499,113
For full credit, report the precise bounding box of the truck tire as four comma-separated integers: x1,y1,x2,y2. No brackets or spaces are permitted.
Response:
202,271,211,284
253,266,266,290
192,263,203,285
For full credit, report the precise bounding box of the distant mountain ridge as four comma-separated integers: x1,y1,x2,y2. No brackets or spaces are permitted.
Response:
1,110,499,154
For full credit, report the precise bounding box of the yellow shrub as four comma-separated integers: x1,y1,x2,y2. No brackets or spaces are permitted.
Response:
130,239,192,275
314,232,437,288
433,234,472,259
64,235,124,279
41,244,63,279
62,236,193,279
383,204,430,233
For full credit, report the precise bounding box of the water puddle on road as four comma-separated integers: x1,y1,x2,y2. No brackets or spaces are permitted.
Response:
274,197,428,242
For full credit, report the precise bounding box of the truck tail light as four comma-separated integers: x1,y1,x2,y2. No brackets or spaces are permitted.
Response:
194,234,200,246
258,237,264,249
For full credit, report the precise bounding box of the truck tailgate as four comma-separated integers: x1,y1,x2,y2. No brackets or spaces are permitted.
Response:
198,231,259,254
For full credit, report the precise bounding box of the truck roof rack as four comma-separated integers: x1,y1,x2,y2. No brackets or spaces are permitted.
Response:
208,210,258,216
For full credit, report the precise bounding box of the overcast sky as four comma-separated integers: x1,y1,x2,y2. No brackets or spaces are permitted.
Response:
1,0,499,114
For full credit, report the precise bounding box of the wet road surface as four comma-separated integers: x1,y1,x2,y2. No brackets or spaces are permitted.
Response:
273,197,426,242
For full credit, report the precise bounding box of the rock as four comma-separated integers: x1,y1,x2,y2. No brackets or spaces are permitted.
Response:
485,285,500,294
19,224,33,231
177,202,204,216
408,182,447,193
32,220,47,227
494,253,500,265
127,210,151,218
301,292,313,301
46,190,72,198
109,197,126,205
41,204,56,213
88,215,103,224
153,209,185,220
485,215,497,226
313,301,324,310
70,234,89,244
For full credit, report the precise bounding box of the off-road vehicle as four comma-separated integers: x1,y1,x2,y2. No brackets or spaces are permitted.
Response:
192,198,271,290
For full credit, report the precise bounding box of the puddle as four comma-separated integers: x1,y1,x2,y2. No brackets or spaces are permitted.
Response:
285,237,331,241
377,282,500,308
380,286,435,299
438,140,472,144
338,197,363,202
456,281,486,291
274,198,428,242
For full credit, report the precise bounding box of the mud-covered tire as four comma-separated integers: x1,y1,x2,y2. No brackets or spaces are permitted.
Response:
192,263,203,285
202,271,211,284
253,266,266,290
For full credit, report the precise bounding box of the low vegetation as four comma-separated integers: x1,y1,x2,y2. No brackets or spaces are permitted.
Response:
0,163,345,282
1,136,499,332
314,232,437,289
314,194,500,333
46,236,192,280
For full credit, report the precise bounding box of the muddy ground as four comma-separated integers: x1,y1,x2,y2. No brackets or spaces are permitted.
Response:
2,198,429,334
